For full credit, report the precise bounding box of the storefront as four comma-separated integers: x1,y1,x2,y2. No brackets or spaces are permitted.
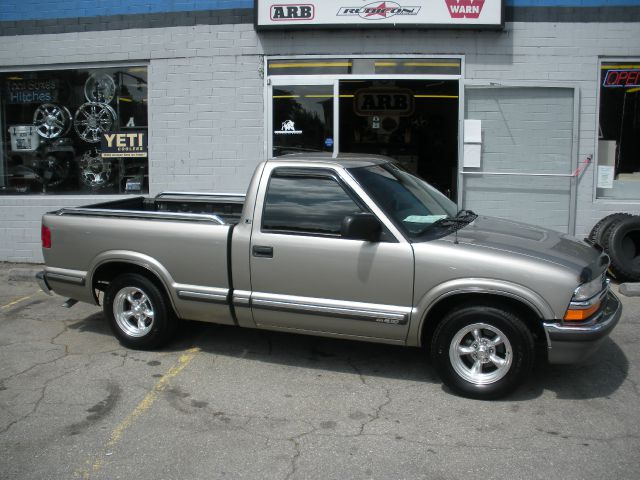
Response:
0,0,639,262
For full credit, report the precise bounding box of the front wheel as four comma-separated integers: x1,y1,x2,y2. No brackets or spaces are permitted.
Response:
431,305,534,400
104,273,176,349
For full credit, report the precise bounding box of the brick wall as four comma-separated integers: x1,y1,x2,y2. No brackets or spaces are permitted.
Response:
1,20,640,261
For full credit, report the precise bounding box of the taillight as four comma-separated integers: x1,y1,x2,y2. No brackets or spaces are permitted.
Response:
41,225,51,249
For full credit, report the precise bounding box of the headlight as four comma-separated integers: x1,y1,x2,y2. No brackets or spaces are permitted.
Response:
572,274,607,302
564,274,608,322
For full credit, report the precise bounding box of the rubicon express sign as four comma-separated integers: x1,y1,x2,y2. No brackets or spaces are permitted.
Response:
256,0,503,29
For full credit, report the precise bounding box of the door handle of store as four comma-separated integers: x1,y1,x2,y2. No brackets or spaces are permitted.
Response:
252,245,273,258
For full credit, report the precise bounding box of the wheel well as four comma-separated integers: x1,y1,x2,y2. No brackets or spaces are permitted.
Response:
420,293,546,350
92,262,170,306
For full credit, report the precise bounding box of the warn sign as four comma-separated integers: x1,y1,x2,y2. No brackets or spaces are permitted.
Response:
444,0,485,19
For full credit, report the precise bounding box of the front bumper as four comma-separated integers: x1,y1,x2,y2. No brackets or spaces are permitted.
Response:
36,271,53,296
543,291,622,364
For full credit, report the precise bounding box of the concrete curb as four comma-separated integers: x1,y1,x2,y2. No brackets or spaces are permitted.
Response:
8,268,40,282
619,283,640,297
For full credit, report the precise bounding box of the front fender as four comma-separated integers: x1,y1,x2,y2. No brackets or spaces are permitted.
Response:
408,278,555,347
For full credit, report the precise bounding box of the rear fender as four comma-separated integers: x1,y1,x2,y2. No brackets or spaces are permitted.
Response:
88,250,180,314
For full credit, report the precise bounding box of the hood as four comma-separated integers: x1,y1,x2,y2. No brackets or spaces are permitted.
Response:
452,216,608,281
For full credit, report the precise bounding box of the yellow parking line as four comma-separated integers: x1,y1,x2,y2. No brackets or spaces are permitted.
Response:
0,293,37,310
76,347,200,479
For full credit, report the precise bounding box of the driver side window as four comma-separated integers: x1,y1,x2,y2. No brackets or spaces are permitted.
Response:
262,170,365,236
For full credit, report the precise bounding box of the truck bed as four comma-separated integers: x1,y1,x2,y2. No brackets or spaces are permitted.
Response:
55,192,246,225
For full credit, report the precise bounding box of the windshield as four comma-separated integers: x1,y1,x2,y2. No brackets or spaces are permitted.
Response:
348,163,460,239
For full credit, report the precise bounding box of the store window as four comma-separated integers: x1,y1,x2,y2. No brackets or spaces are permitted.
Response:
597,61,640,199
1,65,148,195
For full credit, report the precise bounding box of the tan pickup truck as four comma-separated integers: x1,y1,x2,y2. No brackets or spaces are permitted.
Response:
37,154,621,399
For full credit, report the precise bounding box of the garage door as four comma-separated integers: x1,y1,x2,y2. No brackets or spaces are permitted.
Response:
462,86,577,234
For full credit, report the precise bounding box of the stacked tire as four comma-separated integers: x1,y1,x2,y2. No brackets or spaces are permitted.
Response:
588,213,640,282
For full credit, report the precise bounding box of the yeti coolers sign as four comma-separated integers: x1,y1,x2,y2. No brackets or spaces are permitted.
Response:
255,0,503,29
101,131,148,158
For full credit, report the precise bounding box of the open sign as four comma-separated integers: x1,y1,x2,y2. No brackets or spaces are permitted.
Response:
603,69,640,88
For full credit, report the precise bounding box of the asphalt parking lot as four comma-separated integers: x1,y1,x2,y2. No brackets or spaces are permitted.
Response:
1,263,639,480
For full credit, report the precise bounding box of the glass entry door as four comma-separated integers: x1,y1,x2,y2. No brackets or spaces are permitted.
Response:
269,79,336,157
339,79,459,199
268,77,460,200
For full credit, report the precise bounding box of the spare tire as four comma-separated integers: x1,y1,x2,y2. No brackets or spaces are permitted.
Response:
602,216,640,282
588,213,633,246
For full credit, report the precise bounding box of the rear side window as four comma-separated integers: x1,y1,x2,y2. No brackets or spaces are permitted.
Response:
262,172,364,236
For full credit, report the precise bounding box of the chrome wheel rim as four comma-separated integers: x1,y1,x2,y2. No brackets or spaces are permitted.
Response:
79,150,112,189
74,102,117,143
449,323,513,386
33,103,71,139
113,286,155,337
84,73,116,103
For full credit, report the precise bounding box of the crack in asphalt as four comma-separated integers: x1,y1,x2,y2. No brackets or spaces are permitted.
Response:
0,349,66,383
0,368,78,435
346,356,367,385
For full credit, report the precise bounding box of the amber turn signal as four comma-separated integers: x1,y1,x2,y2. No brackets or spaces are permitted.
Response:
564,302,600,321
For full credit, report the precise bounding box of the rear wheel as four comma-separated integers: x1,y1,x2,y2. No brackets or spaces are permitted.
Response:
104,273,176,349
431,305,534,400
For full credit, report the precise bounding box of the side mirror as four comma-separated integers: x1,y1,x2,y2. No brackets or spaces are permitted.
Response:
341,213,382,242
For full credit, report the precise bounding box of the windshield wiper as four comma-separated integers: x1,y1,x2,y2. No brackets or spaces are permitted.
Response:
455,209,478,220
415,210,477,236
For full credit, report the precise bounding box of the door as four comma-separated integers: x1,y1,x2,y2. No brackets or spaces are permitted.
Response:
249,164,415,342
339,79,460,199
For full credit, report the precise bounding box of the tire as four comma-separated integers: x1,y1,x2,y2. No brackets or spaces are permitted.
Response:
588,213,633,246
602,216,640,282
103,273,176,349
431,305,534,400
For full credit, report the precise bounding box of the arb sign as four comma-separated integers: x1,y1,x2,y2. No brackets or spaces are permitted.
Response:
255,0,503,29
270,4,315,21
355,88,415,116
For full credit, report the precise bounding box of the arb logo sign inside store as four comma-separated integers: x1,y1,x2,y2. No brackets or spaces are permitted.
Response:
270,4,315,21
355,89,414,116
603,69,640,88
